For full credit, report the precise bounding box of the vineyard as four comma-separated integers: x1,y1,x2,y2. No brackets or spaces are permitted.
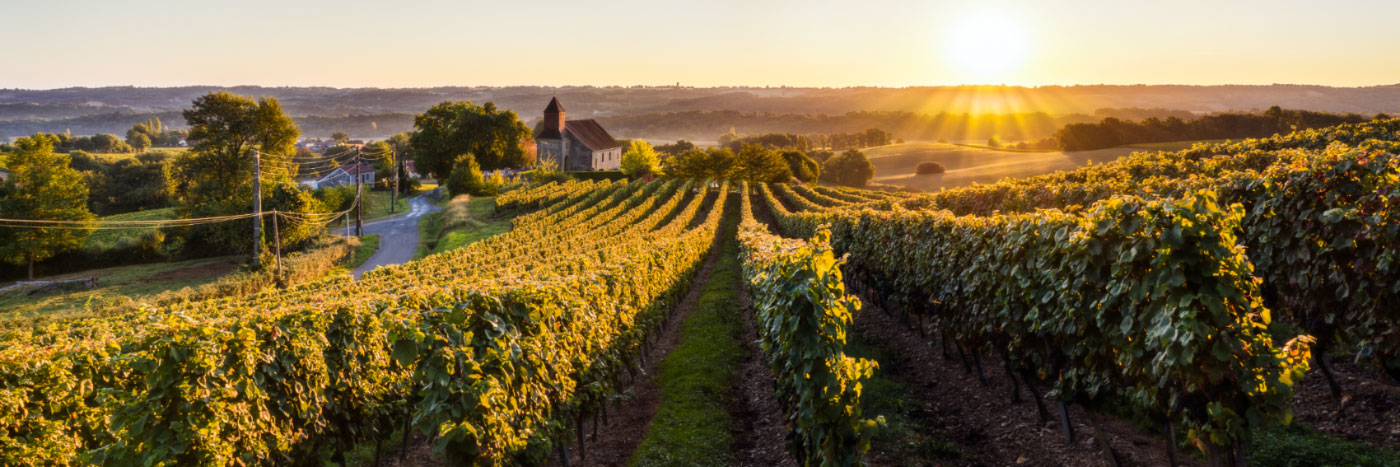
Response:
0,119,1398,466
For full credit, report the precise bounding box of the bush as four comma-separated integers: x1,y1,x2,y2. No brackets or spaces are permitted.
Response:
916,161,945,175
446,153,495,196
563,171,627,182
620,140,661,177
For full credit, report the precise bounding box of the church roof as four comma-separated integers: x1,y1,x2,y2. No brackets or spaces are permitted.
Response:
544,96,564,113
564,119,621,151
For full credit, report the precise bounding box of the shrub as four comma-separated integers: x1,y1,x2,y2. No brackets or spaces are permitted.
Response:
528,158,573,185
916,161,945,175
620,140,661,177
446,153,495,196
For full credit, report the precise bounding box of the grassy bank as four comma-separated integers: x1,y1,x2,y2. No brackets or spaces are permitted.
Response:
346,234,380,269
630,198,743,467
414,195,512,259
84,207,178,250
0,256,243,320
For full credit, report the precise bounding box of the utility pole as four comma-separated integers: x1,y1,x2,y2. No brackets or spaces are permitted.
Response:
252,149,262,267
355,148,364,237
391,149,400,213
272,210,282,275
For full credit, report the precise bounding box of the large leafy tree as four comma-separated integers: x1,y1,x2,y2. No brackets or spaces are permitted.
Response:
410,101,532,178
0,135,94,279
177,92,322,254
181,92,299,202
665,147,737,180
733,143,792,183
819,149,875,187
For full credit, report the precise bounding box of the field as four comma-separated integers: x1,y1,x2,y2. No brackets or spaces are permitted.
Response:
862,142,1138,192
0,256,241,320
83,207,177,250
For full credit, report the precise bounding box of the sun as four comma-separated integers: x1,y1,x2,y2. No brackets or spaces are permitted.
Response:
944,10,1031,81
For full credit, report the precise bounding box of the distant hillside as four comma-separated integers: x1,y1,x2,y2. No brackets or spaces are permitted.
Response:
2,84,1398,139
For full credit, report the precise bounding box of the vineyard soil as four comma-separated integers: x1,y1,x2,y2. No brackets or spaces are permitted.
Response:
849,289,1197,467
730,248,799,467
1292,358,1400,449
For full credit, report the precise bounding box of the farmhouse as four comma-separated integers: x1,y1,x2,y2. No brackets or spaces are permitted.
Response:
535,97,622,171
298,161,375,189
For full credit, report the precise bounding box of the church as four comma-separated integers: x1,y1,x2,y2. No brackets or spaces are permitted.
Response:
535,97,623,171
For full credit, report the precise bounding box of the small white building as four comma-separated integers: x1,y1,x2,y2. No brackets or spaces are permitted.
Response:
298,162,375,189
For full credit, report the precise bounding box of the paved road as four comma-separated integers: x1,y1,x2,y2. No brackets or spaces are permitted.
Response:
350,194,441,279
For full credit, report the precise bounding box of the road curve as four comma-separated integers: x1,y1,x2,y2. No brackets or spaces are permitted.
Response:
350,194,441,279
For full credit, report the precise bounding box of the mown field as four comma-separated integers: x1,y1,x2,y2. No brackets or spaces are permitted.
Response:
0,256,242,320
863,142,1138,192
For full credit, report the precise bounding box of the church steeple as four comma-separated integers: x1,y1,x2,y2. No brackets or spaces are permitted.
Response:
542,97,565,139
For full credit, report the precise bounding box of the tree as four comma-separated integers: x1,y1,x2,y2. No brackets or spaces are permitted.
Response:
88,134,132,153
331,131,350,143
410,101,532,178
656,140,695,156
386,132,413,160
665,147,736,180
128,133,152,152
362,140,397,186
446,153,492,196
733,143,791,183
178,92,316,254
780,150,820,183
0,135,94,279
620,140,661,177
127,123,153,148
820,149,875,187
385,132,416,192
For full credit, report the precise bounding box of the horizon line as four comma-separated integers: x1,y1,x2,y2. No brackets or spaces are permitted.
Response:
5,82,1400,92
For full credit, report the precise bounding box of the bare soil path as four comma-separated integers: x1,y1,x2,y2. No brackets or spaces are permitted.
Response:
729,263,798,467
848,291,1197,467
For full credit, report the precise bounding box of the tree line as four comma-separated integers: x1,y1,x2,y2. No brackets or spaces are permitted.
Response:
718,128,893,152
1024,106,1381,151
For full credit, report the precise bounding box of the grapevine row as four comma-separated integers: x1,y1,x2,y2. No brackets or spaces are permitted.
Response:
736,183,881,465
0,179,726,465
758,182,1313,456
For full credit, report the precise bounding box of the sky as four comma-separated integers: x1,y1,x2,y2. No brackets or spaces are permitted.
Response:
3,0,1399,89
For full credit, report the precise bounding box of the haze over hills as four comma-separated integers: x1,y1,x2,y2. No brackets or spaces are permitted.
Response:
3,84,1398,141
